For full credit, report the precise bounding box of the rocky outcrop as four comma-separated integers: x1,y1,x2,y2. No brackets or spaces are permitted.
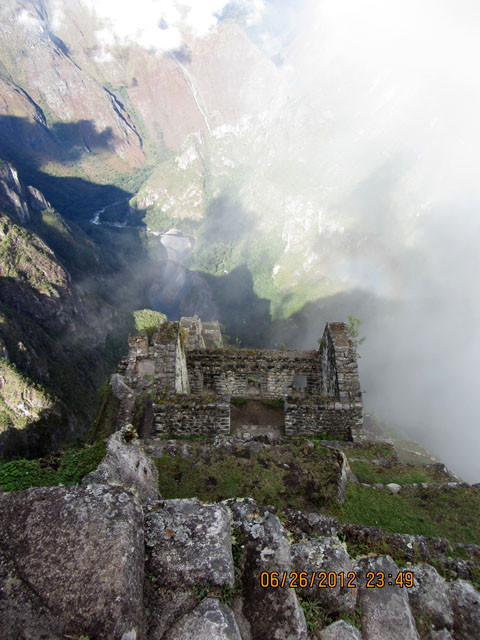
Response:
0,163,50,223
356,555,420,640
1,447,480,639
83,424,159,506
0,484,144,640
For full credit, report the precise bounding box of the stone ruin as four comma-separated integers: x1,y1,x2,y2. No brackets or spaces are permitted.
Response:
112,316,363,441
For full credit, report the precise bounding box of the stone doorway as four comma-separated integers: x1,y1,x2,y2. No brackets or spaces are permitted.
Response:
230,399,285,439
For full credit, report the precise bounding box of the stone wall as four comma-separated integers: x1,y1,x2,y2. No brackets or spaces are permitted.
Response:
284,398,363,440
153,396,230,437
175,334,190,394
113,319,363,440
319,323,362,405
186,349,322,398
180,316,223,350
124,322,189,397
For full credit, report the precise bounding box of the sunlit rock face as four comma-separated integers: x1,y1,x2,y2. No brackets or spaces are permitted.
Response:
0,0,145,174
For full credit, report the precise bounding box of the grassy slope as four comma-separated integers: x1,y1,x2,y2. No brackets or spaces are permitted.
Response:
154,438,342,511
327,483,480,545
0,440,106,492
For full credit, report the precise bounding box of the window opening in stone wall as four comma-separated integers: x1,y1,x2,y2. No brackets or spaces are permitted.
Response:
293,375,307,392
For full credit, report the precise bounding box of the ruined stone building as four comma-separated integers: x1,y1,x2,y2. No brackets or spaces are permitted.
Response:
113,317,363,440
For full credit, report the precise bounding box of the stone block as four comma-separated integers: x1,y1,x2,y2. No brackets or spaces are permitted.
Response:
291,538,356,614
408,564,453,630
164,598,242,640
0,485,144,639
145,499,234,588
356,555,419,640
448,579,480,640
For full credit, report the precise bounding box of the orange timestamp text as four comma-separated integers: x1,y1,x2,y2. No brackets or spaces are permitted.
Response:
259,571,414,589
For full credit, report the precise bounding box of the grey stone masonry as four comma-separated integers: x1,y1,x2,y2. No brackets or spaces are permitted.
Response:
186,349,322,398
319,322,362,406
153,396,230,437
113,319,363,440
180,315,223,350
285,398,363,440
123,323,189,397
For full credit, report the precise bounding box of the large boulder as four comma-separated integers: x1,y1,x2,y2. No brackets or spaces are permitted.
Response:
319,620,362,639
408,564,453,630
356,555,419,640
83,425,159,506
228,499,308,640
282,508,338,540
164,598,242,640
145,498,234,588
448,579,480,639
291,537,356,614
144,582,197,640
0,550,64,640
425,631,453,640
0,484,144,640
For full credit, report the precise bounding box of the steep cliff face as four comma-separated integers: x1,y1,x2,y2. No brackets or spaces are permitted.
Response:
0,162,135,458
0,161,50,223
0,0,145,186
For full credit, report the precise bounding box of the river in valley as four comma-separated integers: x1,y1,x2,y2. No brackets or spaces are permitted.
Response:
89,201,217,320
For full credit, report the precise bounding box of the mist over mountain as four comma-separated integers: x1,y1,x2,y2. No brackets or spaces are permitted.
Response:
0,0,479,480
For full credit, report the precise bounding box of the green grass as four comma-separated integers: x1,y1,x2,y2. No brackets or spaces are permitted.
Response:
394,440,438,465
133,309,167,332
327,484,480,545
349,461,430,485
345,442,397,461
0,440,106,492
154,439,341,511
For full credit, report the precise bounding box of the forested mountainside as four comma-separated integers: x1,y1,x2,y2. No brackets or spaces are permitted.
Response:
0,0,339,320
0,160,142,456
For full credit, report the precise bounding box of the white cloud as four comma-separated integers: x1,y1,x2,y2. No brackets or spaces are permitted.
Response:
286,0,480,480
17,8,44,32
48,0,265,54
